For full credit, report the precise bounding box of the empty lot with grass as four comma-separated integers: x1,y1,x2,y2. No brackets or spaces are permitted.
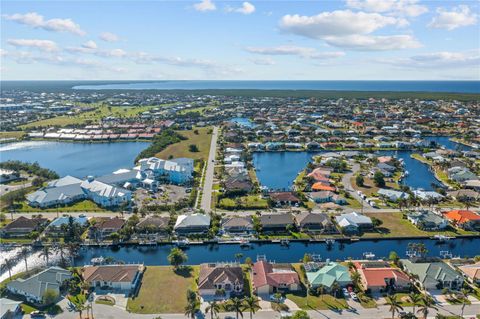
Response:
155,127,212,161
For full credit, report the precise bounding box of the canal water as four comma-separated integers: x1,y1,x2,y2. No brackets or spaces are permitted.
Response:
0,141,150,178
72,238,479,266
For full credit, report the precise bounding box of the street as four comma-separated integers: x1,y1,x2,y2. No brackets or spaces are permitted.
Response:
199,126,218,213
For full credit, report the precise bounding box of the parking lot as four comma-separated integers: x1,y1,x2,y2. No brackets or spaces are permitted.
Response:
134,185,189,208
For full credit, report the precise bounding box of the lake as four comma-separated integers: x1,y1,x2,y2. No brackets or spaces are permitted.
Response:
0,141,150,178
253,150,441,191
72,80,480,93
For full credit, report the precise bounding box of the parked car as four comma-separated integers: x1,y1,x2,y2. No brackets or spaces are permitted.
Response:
30,311,46,318
350,292,359,301
343,288,349,298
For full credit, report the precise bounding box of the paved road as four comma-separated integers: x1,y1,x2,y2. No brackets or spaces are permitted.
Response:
48,302,480,319
11,211,122,219
200,126,219,212
341,163,372,212
0,181,32,196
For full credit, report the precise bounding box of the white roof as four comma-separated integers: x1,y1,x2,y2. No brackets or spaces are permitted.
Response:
174,214,211,229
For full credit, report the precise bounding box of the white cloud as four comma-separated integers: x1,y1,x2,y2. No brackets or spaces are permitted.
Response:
82,40,97,49
279,10,403,39
346,0,428,17
227,2,255,15
246,45,345,59
99,32,120,42
3,12,85,36
378,50,480,68
194,0,216,12
428,5,477,31
7,39,59,52
249,57,276,65
324,34,421,51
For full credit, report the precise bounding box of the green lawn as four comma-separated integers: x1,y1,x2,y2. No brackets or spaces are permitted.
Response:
11,199,107,213
126,266,198,314
178,104,217,115
155,127,212,161
218,195,269,210
0,131,25,139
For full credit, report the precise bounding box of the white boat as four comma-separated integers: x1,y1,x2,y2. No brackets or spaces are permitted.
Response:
433,234,453,241
280,239,290,246
173,239,190,247
325,238,335,245
91,257,105,265
363,252,375,259
240,239,251,248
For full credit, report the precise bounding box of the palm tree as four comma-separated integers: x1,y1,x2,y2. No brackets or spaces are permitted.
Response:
351,271,361,286
460,288,470,317
229,297,244,319
331,282,341,298
19,246,29,272
67,293,88,319
39,245,51,265
242,296,260,319
184,300,198,319
205,300,220,319
4,258,13,280
417,296,437,319
316,284,326,296
385,295,403,319
409,292,422,315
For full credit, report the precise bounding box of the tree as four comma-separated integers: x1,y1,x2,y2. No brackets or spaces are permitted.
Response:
331,282,341,298
385,295,403,319
205,300,220,319
67,293,88,319
316,285,326,296
243,296,260,319
184,290,199,319
292,310,310,319
189,144,199,152
355,175,364,187
351,271,361,286
0,212,6,223
373,171,386,188
4,258,13,280
42,288,59,305
229,297,244,319
371,217,383,227
460,288,469,317
40,245,51,266
409,292,421,315
167,247,188,269
389,251,399,264
19,247,29,272
109,232,120,244
417,296,437,319
32,177,45,187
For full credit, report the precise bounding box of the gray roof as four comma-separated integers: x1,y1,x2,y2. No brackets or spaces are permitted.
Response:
260,213,294,226
296,212,331,227
96,169,142,185
26,183,84,205
47,175,83,187
401,259,462,287
174,214,211,229
7,267,72,300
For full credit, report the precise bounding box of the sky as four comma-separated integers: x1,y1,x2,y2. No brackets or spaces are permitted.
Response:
1,0,479,80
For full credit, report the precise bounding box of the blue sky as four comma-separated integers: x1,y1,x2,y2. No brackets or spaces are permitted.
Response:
1,0,479,80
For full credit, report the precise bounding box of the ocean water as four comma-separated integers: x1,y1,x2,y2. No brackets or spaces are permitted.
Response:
72,80,480,93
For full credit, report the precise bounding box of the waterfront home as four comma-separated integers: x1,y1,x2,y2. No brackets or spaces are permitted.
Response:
269,192,300,206
355,261,410,293
174,213,211,235
307,191,346,205
377,189,409,202
80,177,132,207
251,261,300,295
138,157,194,185
221,216,254,235
259,213,294,233
447,189,480,201
136,216,170,235
223,176,253,195
311,183,336,192
0,298,21,319
458,262,480,284
307,168,332,181
407,210,449,231
0,169,19,183
444,210,480,230
198,263,244,299
295,211,336,233
6,267,72,304
0,216,48,238
306,261,351,290
88,217,125,240
335,212,373,233
26,176,85,208
412,190,444,201
82,264,144,294
448,167,477,183
45,215,89,236
400,259,463,290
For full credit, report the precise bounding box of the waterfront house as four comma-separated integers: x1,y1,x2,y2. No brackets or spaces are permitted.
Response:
174,213,211,235
82,264,144,294
295,211,335,233
221,216,254,235
447,189,480,201
260,213,294,233
26,176,85,208
80,177,132,207
311,183,336,192
306,261,351,290
46,215,89,236
268,192,300,206
355,261,410,293
407,210,448,231
307,191,346,205
448,167,477,183
0,216,48,238
88,217,125,240
0,169,19,183
412,190,444,201
136,216,170,235
400,259,463,290
377,189,409,202
224,176,253,195
0,298,21,319
6,267,72,304
251,261,300,295
335,212,373,233
198,263,244,299
458,262,480,284
444,210,480,230
138,157,194,185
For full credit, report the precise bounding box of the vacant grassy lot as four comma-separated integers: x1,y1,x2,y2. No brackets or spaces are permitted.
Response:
0,131,25,139
9,200,107,213
178,104,217,115
155,127,212,161
218,195,269,210
127,266,198,314
286,264,348,310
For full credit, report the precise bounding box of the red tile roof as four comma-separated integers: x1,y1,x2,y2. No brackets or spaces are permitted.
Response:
359,267,410,288
252,261,299,289
444,210,480,224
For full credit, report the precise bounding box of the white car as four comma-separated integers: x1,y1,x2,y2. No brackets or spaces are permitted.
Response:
342,288,349,297
350,292,359,301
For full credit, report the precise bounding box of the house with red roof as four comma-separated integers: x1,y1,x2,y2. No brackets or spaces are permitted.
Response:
444,210,480,230
355,261,411,293
251,261,300,295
